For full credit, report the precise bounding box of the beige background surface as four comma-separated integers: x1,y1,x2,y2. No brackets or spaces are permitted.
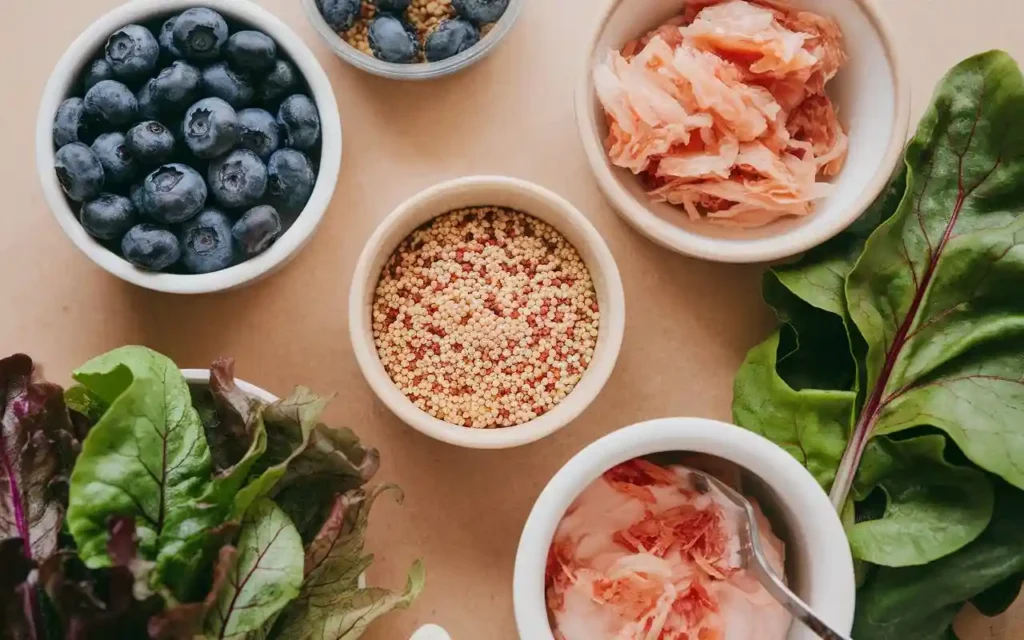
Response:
4,0,1022,637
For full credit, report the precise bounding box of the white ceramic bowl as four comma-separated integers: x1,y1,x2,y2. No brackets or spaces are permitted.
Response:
300,0,525,81
36,0,343,294
514,418,856,640
349,176,625,449
576,0,909,263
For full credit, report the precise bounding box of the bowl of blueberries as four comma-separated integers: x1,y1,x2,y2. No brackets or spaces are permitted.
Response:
303,0,523,80
36,0,342,294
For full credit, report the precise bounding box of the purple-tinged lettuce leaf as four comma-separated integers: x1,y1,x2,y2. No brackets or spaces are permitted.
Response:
203,499,302,638
271,486,424,640
40,517,163,640
0,538,41,640
193,359,269,520
233,388,379,523
1,354,79,562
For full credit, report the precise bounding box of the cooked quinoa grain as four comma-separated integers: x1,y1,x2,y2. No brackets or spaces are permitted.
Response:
372,207,600,428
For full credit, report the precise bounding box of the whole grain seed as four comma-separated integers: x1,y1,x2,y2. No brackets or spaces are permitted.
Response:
372,207,600,429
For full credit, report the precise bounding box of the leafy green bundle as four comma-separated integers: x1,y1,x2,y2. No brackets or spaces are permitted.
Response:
733,51,1024,639
1,346,423,640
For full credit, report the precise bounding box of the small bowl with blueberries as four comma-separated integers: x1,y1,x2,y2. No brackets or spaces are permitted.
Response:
303,0,523,80
36,0,342,294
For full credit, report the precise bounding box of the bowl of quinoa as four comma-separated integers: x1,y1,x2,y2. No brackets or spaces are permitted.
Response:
301,0,525,80
349,176,625,448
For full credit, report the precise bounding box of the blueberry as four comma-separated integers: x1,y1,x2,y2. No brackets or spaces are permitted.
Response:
137,79,161,120
183,97,239,159
122,224,180,271
91,132,137,184
105,24,159,80
316,0,360,31
225,31,277,74
237,108,279,160
424,18,479,61
232,205,281,258
83,80,137,126
80,193,137,240
208,149,267,209
373,0,412,13
53,98,93,147
126,121,175,165
129,182,145,212
368,16,419,63
83,59,114,91
140,163,207,223
172,8,228,61
159,16,183,61
55,143,104,202
257,59,298,106
276,95,320,150
267,149,315,213
452,0,508,25
152,61,202,113
177,209,234,273
201,62,254,108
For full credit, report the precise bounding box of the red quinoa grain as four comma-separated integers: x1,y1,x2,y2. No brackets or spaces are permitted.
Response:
372,207,600,428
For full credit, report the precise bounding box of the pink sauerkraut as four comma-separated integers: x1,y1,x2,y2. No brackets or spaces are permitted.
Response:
546,459,790,640
595,0,849,227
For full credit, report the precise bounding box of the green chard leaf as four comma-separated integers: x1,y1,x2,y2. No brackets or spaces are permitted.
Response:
848,435,994,566
834,50,1024,504
66,346,222,598
733,167,909,490
853,483,1024,639
272,486,424,640
204,499,303,639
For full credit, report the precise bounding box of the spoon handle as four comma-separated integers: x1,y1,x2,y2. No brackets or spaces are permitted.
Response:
745,539,853,640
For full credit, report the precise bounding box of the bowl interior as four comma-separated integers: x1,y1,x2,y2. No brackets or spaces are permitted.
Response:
37,0,342,294
514,419,855,640
580,0,901,259
351,178,624,448
300,0,525,81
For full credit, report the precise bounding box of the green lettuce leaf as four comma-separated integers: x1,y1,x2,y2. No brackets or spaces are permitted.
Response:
848,435,994,566
271,487,424,640
853,484,1024,639
204,499,303,639
65,346,221,598
1,354,80,561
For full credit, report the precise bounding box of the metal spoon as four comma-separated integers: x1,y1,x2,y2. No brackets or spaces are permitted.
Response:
688,469,852,640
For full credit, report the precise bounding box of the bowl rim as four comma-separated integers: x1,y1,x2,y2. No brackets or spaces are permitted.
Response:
512,417,857,640
574,0,911,264
35,0,343,294
348,175,626,449
300,0,526,81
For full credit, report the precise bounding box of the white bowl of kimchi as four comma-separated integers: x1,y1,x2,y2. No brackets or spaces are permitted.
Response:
576,0,909,262
513,418,855,640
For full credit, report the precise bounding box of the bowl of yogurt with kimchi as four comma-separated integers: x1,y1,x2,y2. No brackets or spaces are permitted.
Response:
576,0,908,262
513,418,855,640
